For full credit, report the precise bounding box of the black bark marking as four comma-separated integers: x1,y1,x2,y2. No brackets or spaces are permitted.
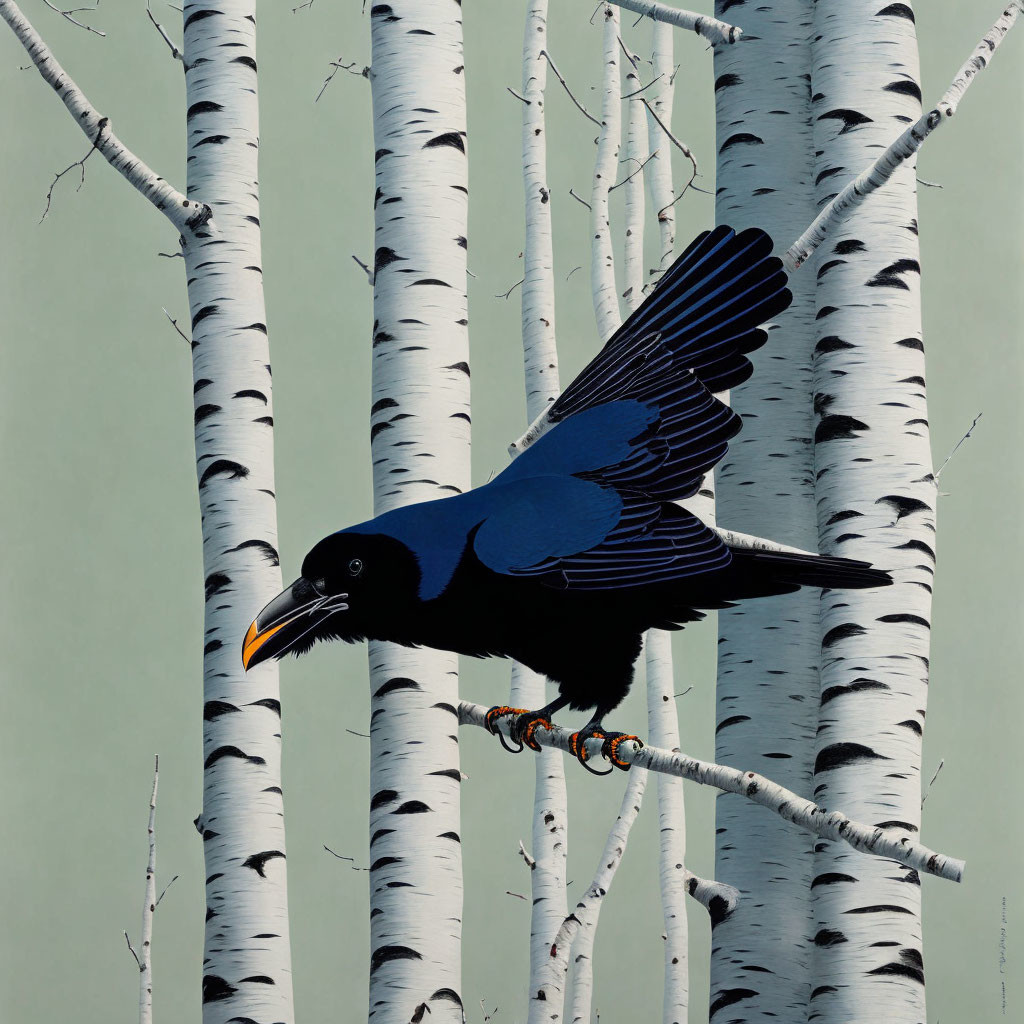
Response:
816,415,869,443
431,989,463,1008
242,850,286,877
192,304,219,329
714,73,741,91
242,323,268,334
815,742,889,773
815,166,843,186
432,701,458,715
816,305,839,319
194,378,213,393
371,397,400,414
816,258,847,280
818,108,873,134
884,79,922,101
450,412,471,423
370,5,401,23
375,247,406,273
897,869,921,885
245,216,260,227
437,831,461,842
371,422,393,442
204,745,267,768
877,3,915,22
371,856,403,871
810,986,838,999
234,389,268,402
877,494,929,519
716,714,751,733
204,573,232,599
445,361,470,376
370,945,422,975
424,132,465,152
204,700,240,721
845,904,913,914
896,336,924,350
412,278,452,287
200,460,250,488
239,975,275,984
826,510,863,525
707,893,732,928
204,639,223,655
370,828,396,845
895,538,936,560
815,335,855,354
869,960,924,984
813,929,848,947
187,100,225,120
719,132,763,152
375,148,393,162
455,235,468,248
228,539,280,566
878,613,930,628
202,976,237,1003
709,989,757,1017
248,697,282,716
811,872,858,888
374,677,421,698
195,404,221,425
866,259,921,289
205,907,217,921
195,135,229,147
393,800,432,814
833,239,866,255
370,789,399,810
184,9,219,30
428,768,463,781
877,819,919,832
231,56,258,72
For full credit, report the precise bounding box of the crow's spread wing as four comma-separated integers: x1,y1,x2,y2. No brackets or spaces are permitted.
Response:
504,226,792,503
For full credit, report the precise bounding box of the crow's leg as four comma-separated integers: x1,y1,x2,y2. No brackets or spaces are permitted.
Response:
569,715,643,775
485,695,570,755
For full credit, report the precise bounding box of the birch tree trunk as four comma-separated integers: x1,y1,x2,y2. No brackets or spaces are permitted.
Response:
512,5,570,1021
179,5,294,1021
710,3,819,1020
365,3,470,1020
808,4,932,1020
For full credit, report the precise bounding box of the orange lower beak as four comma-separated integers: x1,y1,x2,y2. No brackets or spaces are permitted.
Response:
242,616,293,671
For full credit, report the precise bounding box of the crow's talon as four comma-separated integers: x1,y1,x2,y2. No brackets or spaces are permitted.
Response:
484,705,530,754
602,733,642,770
569,728,613,776
511,712,553,752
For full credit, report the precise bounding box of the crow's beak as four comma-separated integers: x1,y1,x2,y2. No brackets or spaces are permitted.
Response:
242,578,348,671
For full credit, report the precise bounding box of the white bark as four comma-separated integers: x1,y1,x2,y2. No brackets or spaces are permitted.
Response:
181,6,294,1020
514,6,570,1021
366,3,470,1020
590,4,623,344
458,703,964,883
808,3,933,1020
1,3,295,1018
608,0,741,45
709,3,819,1020
0,0,208,234
137,757,159,1024
645,20,676,286
684,870,739,924
786,1,1022,269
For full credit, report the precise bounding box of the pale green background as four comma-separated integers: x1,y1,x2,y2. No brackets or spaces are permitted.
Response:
1,2,1021,1021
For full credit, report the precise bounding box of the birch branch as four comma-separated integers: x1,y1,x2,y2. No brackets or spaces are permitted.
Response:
684,870,739,924
534,768,648,1007
784,0,1022,270
126,756,160,1024
145,0,183,62
0,0,209,234
606,0,741,45
459,702,965,883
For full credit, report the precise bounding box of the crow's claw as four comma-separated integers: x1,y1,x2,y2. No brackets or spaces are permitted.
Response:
568,727,613,776
484,705,530,754
510,711,554,752
601,732,642,771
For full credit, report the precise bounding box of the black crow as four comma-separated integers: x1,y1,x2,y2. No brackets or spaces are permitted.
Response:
243,226,890,772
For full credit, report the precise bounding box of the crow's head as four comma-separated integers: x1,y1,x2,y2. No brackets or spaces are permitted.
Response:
242,532,421,671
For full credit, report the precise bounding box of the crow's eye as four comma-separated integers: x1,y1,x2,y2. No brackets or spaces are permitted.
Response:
348,558,364,577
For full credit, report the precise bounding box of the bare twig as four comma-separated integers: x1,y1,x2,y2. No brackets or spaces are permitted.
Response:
935,412,982,480
496,278,524,300
566,265,582,280
459,701,965,882
146,1,183,62
125,931,142,971
155,874,179,909
315,57,369,103
41,0,104,37
351,254,374,284
292,0,314,10
917,177,944,188
539,49,601,127
323,846,369,870
568,187,591,210
505,890,528,901
507,86,529,104
673,686,693,698
922,758,945,808
606,0,741,45
345,727,370,738
517,838,536,870
609,148,658,191
161,308,191,346
40,119,106,222
622,71,663,98
641,97,696,175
